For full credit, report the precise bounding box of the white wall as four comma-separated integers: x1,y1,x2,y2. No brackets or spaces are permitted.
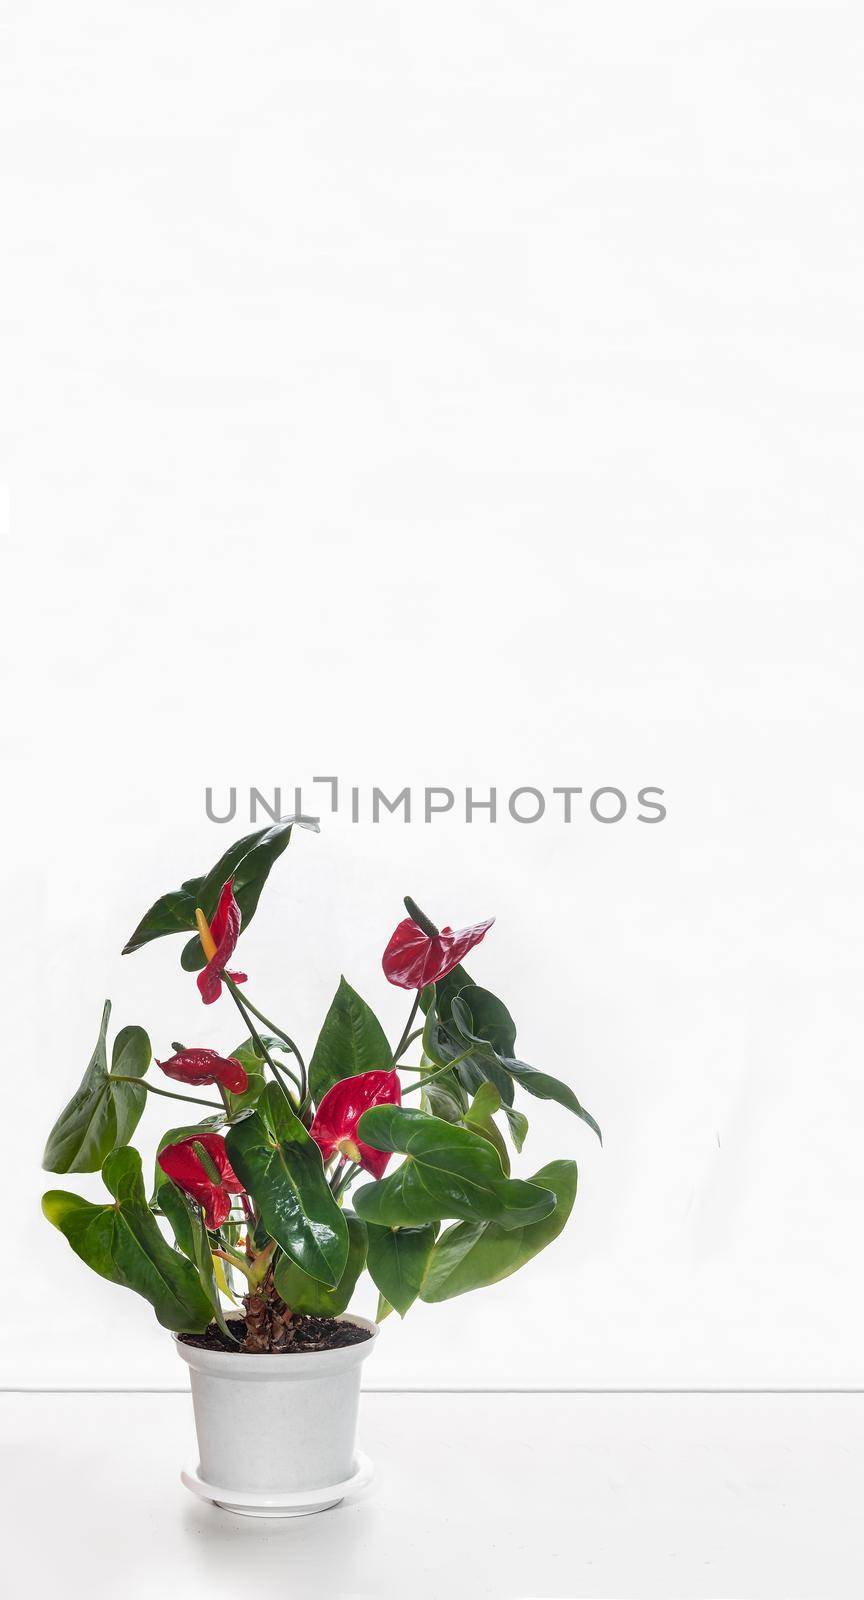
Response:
2,0,862,1388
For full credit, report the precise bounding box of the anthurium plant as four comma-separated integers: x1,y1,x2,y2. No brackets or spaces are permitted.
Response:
42,821,600,1352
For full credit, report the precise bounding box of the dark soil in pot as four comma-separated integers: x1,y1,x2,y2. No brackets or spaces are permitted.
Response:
178,1315,374,1355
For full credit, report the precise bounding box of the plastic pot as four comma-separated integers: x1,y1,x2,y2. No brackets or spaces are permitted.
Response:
174,1314,378,1517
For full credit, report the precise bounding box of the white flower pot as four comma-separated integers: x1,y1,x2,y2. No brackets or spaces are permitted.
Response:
174,1314,378,1517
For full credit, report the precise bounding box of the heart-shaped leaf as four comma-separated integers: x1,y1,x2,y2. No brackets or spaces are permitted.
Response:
120,817,319,964
225,1083,348,1286
421,1159,577,1302
353,1106,556,1231
274,1212,367,1315
42,1146,213,1331
42,1002,150,1174
365,1221,438,1317
309,977,391,1104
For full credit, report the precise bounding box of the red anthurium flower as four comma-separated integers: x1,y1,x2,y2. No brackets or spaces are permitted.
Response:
195,878,248,1005
156,1047,249,1095
382,916,494,990
310,1070,402,1180
158,1132,244,1230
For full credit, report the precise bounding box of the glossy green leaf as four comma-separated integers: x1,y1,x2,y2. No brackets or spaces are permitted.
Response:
451,988,517,1057
110,1026,151,1146
420,1003,450,1068
309,977,391,1103
225,1083,348,1286
421,1159,578,1303
450,986,601,1143
274,1212,367,1315
223,1041,268,1115
353,1106,556,1231
463,1083,510,1175
422,1064,467,1123
426,997,515,1108
157,1175,198,1260
422,998,513,1110
42,1146,213,1332
502,1059,602,1143
365,1222,437,1316
503,1105,529,1152
442,985,517,1105
172,1188,239,1341
120,817,319,964
42,1002,150,1174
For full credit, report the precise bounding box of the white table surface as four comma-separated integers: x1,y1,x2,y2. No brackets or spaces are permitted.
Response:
3,1391,861,1599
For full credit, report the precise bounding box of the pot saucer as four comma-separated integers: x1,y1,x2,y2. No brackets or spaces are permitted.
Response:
180,1452,374,1518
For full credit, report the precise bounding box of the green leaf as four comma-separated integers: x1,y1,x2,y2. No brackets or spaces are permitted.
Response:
309,977,391,1103
274,1212,367,1315
422,996,514,1108
421,1159,578,1303
223,1041,267,1115
42,1146,213,1332
450,986,601,1144
173,1189,239,1341
420,1007,467,1116
376,1292,394,1323
442,986,516,1105
353,1106,556,1231
42,1002,150,1174
426,999,514,1108
408,907,599,1144
451,988,517,1057
463,1083,510,1175
157,1176,198,1260
120,817,319,963
422,1064,467,1123
225,1083,348,1286
420,1003,450,1067
110,1026,151,1146
365,1222,437,1317
502,1059,602,1143
503,1106,529,1152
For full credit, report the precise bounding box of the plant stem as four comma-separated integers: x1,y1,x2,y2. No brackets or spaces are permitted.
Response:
212,1248,254,1283
329,1155,348,1196
392,992,421,1065
228,984,308,1100
400,1047,476,1096
397,1028,425,1058
222,977,301,1104
110,1076,222,1110
333,1161,359,1201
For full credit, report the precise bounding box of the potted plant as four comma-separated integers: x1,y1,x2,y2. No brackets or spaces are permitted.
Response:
42,819,600,1516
